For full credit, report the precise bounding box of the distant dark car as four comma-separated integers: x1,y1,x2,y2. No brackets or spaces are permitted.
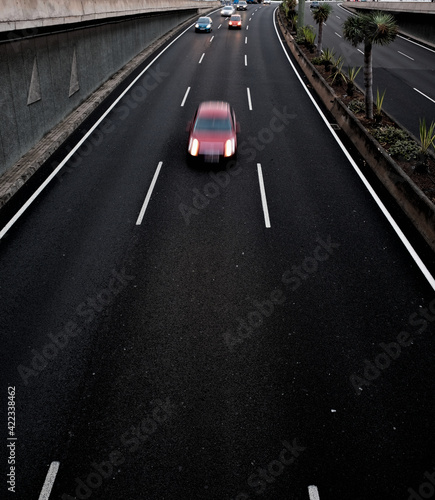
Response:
228,14,242,29
187,101,239,163
195,16,213,33
237,1,248,10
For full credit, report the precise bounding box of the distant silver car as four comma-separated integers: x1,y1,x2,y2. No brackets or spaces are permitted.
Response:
221,5,235,16
237,1,248,10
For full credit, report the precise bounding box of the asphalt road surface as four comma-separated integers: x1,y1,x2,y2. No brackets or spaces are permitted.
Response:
1,4,435,500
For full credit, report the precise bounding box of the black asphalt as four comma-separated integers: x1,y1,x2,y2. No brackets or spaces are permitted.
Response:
1,4,434,500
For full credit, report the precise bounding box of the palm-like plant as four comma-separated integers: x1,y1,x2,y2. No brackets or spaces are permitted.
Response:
346,66,361,96
322,47,335,71
419,118,435,155
416,118,435,172
303,25,316,52
343,11,398,120
374,88,386,123
312,3,333,57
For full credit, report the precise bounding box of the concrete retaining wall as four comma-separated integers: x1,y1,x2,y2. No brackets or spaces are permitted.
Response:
278,13,435,251
344,1,435,46
0,0,215,31
0,3,218,176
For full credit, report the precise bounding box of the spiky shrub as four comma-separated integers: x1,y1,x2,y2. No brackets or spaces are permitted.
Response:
321,48,335,70
330,56,346,86
346,66,361,96
295,26,307,44
303,25,316,51
419,118,435,155
374,88,386,123
282,0,297,29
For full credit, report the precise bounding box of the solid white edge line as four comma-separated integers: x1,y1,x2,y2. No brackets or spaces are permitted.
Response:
199,53,205,64
247,87,253,110
38,461,60,500
308,485,321,500
0,19,197,241
257,163,271,228
136,162,163,225
273,8,435,291
414,87,435,104
181,86,191,107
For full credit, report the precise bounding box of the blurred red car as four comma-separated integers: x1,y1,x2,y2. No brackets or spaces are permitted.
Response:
187,101,239,163
228,14,242,29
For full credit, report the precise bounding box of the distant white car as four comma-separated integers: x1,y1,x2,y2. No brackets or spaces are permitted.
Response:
221,5,235,16
264,0,271,4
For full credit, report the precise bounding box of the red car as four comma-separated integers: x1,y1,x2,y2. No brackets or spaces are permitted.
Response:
187,101,239,163
228,14,242,29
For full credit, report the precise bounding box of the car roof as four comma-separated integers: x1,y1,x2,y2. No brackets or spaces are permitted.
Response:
231,14,241,18
197,101,232,118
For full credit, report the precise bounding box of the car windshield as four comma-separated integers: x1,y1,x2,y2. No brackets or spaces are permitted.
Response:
198,18,209,23
195,117,232,132
231,16,241,20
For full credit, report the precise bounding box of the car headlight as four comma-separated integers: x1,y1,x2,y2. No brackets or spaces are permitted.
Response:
190,138,200,156
206,24,211,29
224,139,234,157
195,23,199,28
